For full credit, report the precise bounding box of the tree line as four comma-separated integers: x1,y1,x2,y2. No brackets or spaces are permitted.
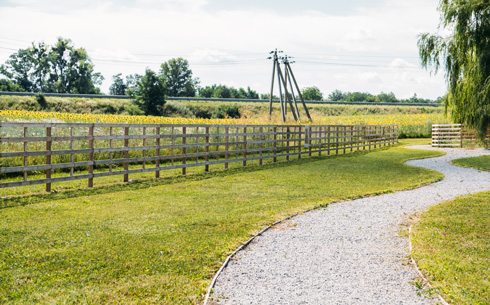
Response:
1,37,440,100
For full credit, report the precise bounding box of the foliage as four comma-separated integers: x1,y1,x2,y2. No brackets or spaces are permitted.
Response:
301,86,323,101
0,79,25,92
159,58,198,97
198,84,259,99
109,73,127,95
211,104,241,119
162,102,194,117
35,93,47,110
132,69,166,116
326,89,438,104
328,89,346,101
377,92,397,103
0,38,103,94
0,141,443,303
418,0,490,139
260,93,279,100
346,91,375,102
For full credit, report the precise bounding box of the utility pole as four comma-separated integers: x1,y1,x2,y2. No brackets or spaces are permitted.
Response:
283,56,312,121
267,50,312,122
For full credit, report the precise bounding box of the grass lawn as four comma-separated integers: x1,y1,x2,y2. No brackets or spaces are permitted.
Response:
0,140,443,304
412,154,490,304
452,155,490,172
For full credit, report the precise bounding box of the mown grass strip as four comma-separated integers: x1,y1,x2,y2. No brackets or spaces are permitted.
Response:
0,140,443,304
412,154,490,304
452,155,490,172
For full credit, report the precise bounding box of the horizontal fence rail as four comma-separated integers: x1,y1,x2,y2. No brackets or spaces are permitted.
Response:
0,122,398,192
432,124,490,148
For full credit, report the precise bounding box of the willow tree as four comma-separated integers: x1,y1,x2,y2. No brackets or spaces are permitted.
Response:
418,0,490,139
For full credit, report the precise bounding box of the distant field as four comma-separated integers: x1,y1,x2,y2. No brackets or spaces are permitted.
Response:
1,93,450,138
0,94,444,117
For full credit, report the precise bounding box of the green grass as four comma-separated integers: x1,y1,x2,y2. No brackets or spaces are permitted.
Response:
452,155,490,172
0,140,443,304
412,154,490,304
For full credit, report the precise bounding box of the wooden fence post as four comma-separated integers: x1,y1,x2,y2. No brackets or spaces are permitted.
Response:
273,126,277,162
182,126,187,175
343,126,347,154
46,126,52,192
108,127,113,174
460,125,463,148
327,126,331,156
205,127,210,172
335,126,339,155
318,126,322,156
350,126,354,152
155,126,161,178
88,125,94,188
307,126,311,157
124,126,129,182
142,127,146,170
243,127,247,167
23,127,28,182
286,127,290,161
225,126,229,169
297,126,301,159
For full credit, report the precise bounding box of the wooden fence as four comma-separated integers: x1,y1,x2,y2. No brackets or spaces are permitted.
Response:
432,124,490,148
0,122,398,192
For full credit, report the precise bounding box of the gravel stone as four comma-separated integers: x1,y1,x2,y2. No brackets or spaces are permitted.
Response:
210,146,490,305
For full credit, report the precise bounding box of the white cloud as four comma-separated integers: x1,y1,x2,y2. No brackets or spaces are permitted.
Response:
389,58,416,69
0,0,446,99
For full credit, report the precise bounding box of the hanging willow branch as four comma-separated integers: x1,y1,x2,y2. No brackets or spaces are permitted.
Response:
418,0,490,140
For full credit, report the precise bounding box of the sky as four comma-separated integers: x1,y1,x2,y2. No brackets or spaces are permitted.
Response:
0,0,446,99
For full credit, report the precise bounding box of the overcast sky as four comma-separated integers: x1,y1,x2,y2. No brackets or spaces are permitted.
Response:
0,0,446,99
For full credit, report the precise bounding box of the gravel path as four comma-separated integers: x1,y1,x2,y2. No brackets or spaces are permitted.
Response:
210,146,490,305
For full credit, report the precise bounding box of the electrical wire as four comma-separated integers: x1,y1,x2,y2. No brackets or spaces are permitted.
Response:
0,33,421,69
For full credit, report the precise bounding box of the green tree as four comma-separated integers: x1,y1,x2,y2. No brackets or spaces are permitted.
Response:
246,86,259,99
213,85,231,98
345,91,373,102
377,92,397,103
0,48,36,92
418,0,490,138
125,74,142,98
328,89,346,101
133,69,166,116
0,79,25,92
109,73,127,95
198,85,215,98
0,37,103,94
160,58,197,97
302,86,323,101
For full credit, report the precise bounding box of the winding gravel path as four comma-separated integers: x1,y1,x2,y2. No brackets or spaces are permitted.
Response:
210,146,490,305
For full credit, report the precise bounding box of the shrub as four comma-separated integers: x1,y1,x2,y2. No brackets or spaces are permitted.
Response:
211,105,241,119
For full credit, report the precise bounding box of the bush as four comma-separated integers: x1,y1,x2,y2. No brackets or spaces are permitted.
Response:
35,93,48,110
211,105,241,119
163,102,194,117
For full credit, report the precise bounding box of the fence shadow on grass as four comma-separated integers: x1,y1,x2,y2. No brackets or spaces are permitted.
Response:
0,149,377,210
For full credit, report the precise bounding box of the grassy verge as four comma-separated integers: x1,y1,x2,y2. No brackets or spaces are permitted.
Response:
411,154,490,304
452,155,490,171
0,140,443,304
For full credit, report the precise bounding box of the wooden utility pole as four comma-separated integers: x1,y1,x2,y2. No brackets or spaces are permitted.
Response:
268,50,312,122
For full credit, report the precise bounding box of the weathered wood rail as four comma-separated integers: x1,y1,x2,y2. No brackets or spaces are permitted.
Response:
0,122,398,192
432,124,490,148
